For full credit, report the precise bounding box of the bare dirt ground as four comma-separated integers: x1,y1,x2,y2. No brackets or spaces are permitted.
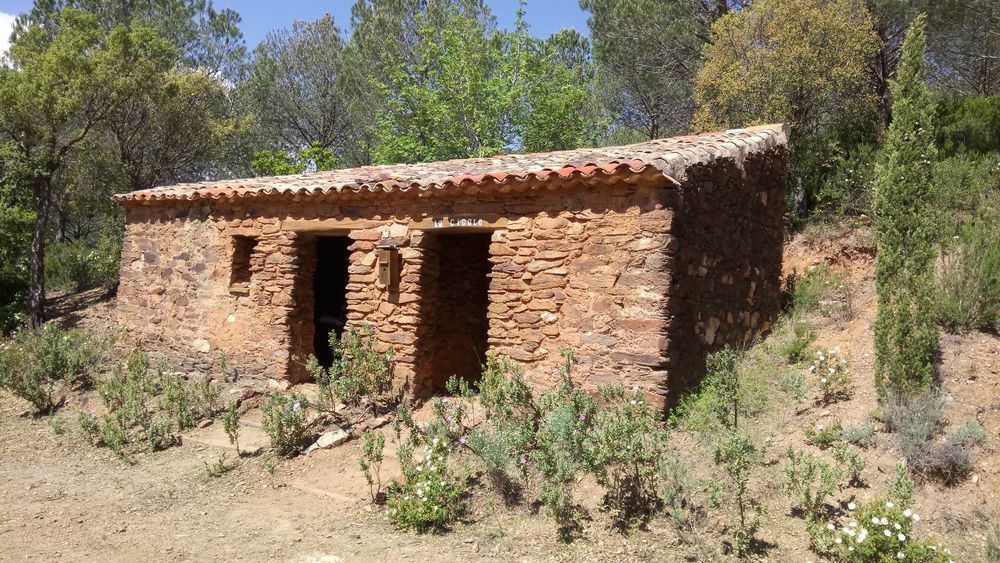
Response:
1,224,997,562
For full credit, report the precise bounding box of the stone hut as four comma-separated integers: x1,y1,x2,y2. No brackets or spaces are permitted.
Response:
113,125,787,403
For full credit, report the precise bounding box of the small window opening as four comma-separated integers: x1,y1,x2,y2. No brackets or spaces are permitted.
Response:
230,236,258,286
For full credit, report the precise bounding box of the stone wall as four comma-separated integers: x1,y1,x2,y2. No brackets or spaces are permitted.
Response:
116,148,784,402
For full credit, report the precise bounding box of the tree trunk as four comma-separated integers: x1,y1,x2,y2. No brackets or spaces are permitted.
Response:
27,175,50,328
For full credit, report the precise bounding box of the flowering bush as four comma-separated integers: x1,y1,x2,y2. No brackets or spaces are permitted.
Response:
783,448,838,520
815,499,951,562
809,348,852,404
386,436,463,532
261,391,309,456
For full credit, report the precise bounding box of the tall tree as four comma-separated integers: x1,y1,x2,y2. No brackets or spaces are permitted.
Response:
926,0,1000,97
872,14,939,397
693,0,880,215
0,9,173,326
582,0,738,139
13,0,245,79
241,15,357,167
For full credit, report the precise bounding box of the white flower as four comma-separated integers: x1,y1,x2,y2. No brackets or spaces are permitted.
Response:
629,400,637,405
886,501,895,508
835,537,842,544
821,378,828,384
818,424,825,430
848,547,854,552
912,513,920,522
849,520,858,527
903,509,912,517
894,523,901,530
829,367,836,374
432,437,439,446
415,466,422,472
848,502,857,511
827,523,836,531
845,529,856,537
881,517,889,526
898,533,906,541
809,365,816,372
897,551,905,559
884,529,892,537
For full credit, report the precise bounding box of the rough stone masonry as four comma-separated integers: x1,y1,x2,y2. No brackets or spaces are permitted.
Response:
113,125,787,404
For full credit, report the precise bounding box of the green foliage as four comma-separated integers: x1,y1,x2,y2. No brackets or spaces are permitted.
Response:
808,348,852,404
204,452,236,478
805,420,843,449
386,436,464,532
584,385,666,530
359,429,386,503
0,325,110,413
779,324,817,364
819,499,951,562
815,143,880,217
832,442,866,485
221,401,241,455
673,346,769,436
935,95,1000,154
0,204,33,332
656,453,698,529
82,351,213,461
250,144,338,176
873,14,940,397
307,325,393,416
714,431,765,558
949,420,986,446
783,448,838,520
533,363,596,541
887,463,914,508
789,266,845,318
44,234,121,292
840,422,877,449
936,211,999,331
780,371,808,403
987,521,1000,561
261,391,310,457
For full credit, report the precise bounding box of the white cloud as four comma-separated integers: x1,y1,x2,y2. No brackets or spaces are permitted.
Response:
0,11,15,62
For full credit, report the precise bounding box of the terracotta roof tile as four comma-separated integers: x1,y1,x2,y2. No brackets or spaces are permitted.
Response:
113,124,785,205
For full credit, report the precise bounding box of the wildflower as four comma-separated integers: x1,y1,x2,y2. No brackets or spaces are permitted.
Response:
292,402,301,411
519,455,528,465
897,552,904,560
432,437,439,446
880,517,889,526
827,523,836,531
848,502,857,511
578,413,586,421
845,528,856,537
629,400,637,405
445,415,453,422
458,435,468,445
885,501,894,508
829,367,836,374
894,523,901,530
871,516,881,525
415,466,422,472
884,529,892,537
912,513,920,522
809,365,816,372
835,537,842,544
821,378,828,384
903,508,912,518
848,547,854,552
898,533,906,541
817,424,825,431
848,520,858,527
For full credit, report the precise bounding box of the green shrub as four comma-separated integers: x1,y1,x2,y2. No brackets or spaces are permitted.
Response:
386,436,463,532
935,95,1000,155
584,385,667,531
808,348,852,404
780,371,808,402
359,429,385,503
840,422,877,449
987,521,1000,561
673,346,769,436
949,420,986,446
789,266,846,318
221,401,240,455
465,356,537,498
780,323,817,364
533,349,596,541
819,498,950,562
261,391,310,456
82,351,200,461
832,442,865,485
306,325,393,415
714,431,765,558
45,234,120,292
815,143,879,216
783,448,838,520
657,454,698,529
936,212,999,332
204,452,236,478
0,325,111,413
805,420,842,449
0,204,33,333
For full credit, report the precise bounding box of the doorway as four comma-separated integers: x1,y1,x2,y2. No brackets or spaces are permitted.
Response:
415,231,492,392
313,236,351,367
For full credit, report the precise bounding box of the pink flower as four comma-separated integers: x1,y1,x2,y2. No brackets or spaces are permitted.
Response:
519,455,528,465
578,413,587,421
459,435,468,445
445,415,453,422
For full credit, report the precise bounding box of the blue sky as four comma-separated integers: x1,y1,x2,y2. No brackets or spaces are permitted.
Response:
0,0,590,57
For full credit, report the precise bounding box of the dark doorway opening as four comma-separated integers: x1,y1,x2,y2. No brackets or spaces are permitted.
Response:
416,231,492,393
313,236,351,367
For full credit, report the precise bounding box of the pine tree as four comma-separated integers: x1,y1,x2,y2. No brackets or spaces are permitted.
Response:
872,14,939,397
